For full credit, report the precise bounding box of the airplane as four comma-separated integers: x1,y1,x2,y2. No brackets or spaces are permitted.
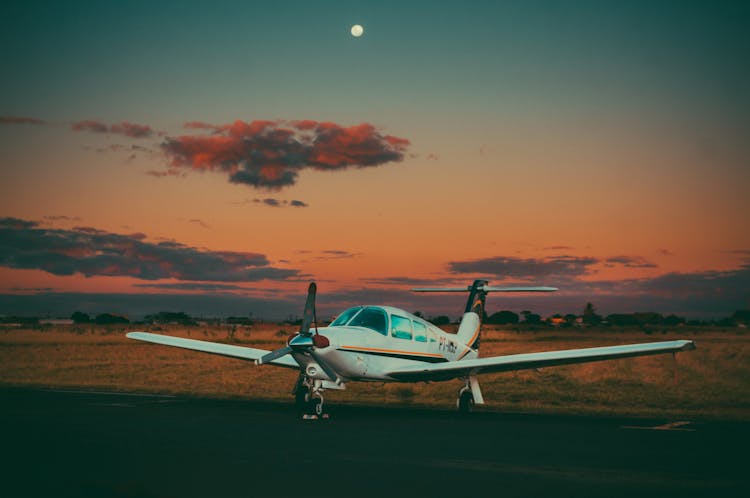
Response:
127,280,695,419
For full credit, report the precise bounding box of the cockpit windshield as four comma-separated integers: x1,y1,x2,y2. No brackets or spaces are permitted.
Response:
330,306,363,327
348,307,388,335
329,306,388,335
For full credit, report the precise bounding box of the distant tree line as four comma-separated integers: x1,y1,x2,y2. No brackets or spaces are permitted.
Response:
71,311,130,324
1,307,748,329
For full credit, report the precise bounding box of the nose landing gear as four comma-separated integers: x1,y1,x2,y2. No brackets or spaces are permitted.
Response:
293,374,329,420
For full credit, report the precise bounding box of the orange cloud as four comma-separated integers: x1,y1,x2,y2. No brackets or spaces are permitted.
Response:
162,119,410,189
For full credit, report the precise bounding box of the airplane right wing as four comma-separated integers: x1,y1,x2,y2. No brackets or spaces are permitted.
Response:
126,332,300,369
386,340,695,381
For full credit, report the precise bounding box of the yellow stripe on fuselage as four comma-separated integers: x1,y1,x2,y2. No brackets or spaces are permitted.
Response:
339,345,445,359
466,325,480,348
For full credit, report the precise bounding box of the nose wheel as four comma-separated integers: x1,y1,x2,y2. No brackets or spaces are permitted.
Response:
293,373,309,408
294,375,329,420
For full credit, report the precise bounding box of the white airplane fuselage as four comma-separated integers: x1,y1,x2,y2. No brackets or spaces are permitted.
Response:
290,305,477,383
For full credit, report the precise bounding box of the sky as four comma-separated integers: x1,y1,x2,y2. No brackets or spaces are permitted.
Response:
1,0,748,320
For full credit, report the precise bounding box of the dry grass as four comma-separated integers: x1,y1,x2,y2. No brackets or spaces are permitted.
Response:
1,323,748,420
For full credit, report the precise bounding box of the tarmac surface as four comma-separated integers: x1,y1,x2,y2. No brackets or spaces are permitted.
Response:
1,387,747,498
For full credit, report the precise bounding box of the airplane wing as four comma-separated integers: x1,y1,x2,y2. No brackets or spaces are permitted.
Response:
386,340,695,381
126,332,300,370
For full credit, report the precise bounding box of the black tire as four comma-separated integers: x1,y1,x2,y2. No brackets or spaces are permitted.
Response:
293,374,310,409
295,389,309,408
457,388,474,413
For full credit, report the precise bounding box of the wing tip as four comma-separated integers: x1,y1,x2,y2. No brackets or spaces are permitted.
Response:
126,331,150,340
680,340,696,351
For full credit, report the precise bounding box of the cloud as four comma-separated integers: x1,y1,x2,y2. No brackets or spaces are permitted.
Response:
110,122,154,138
9,287,56,293
3,115,157,138
0,218,298,282
448,255,600,281
71,120,109,133
317,250,361,260
71,120,155,138
43,215,81,222
657,248,674,256
0,217,38,229
635,264,750,302
258,198,280,207
161,120,410,189
360,276,459,286
183,121,218,130
291,249,363,263
0,116,46,125
248,198,309,208
604,255,658,268
1,263,747,319
0,292,298,320
187,218,211,229
133,282,246,291
146,169,186,178
549,263,750,316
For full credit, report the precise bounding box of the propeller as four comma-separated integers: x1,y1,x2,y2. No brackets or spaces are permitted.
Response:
256,282,340,384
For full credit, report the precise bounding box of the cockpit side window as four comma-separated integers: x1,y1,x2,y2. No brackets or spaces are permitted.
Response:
413,321,427,342
426,329,438,343
330,306,363,327
348,307,388,335
391,315,413,340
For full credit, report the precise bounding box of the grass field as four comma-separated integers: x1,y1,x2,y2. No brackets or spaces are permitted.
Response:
1,323,748,420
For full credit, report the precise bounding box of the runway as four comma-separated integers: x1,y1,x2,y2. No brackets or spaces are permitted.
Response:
1,388,746,497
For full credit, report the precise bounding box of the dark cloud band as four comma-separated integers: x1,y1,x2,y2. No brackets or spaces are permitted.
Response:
448,255,600,280
71,120,154,138
0,116,46,125
0,217,297,282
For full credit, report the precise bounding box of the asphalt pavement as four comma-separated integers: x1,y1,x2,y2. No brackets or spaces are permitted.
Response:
1,387,746,497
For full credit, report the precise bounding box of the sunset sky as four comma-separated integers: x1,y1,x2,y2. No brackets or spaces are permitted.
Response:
1,0,748,319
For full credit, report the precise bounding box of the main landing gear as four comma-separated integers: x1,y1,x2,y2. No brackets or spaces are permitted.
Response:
457,376,484,414
293,374,329,420
457,385,474,413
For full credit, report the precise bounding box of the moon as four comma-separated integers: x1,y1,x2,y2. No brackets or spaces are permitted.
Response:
350,24,364,37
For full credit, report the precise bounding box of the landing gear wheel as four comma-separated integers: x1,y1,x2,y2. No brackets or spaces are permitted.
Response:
457,386,474,413
293,374,310,409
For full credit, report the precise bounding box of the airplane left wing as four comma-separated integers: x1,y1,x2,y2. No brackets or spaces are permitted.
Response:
386,340,695,381
126,332,300,369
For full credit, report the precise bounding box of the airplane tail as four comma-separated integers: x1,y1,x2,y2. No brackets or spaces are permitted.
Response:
412,280,558,353
456,279,488,350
